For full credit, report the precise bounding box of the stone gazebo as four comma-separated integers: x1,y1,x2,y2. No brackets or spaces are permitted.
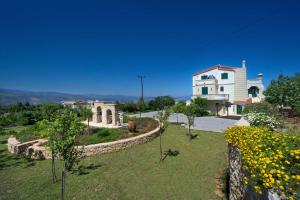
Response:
89,101,122,128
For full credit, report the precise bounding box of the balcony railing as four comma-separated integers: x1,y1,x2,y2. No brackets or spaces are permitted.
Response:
193,94,229,101
195,79,217,86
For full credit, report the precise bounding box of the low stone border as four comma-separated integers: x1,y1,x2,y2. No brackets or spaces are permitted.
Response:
7,125,161,159
83,126,160,156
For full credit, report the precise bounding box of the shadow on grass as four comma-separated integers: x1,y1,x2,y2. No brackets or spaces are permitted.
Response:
0,148,36,170
72,163,103,176
185,133,199,140
162,149,180,161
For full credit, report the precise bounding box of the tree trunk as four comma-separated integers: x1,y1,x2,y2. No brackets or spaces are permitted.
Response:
61,168,65,200
189,124,192,139
87,118,90,134
159,129,163,161
177,113,179,124
51,151,57,183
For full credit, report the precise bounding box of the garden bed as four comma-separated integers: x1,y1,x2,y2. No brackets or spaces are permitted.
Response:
78,117,158,145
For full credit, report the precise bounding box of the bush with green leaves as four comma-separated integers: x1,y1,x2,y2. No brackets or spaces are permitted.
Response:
243,101,278,116
14,127,41,143
192,97,209,117
245,112,280,130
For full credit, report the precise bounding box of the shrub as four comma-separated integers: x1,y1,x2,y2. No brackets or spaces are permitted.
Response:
243,102,278,116
245,112,279,130
0,127,5,135
225,126,300,198
131,117,158,133
15,127,40,143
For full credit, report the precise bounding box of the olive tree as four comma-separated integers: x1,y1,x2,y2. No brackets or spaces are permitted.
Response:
157,109,171,161
183,103,197,139
78,107,93,133
172,101,186,124
48,109,84,200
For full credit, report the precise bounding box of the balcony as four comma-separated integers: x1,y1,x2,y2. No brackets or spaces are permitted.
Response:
195,78,217,86
193,94,229,101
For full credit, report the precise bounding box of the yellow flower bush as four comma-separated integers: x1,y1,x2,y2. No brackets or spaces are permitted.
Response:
225,126,300,198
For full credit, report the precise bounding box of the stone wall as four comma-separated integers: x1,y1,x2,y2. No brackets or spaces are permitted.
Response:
7,126,161,159
83,126,160,156
228,144,280,200
8,137,39,154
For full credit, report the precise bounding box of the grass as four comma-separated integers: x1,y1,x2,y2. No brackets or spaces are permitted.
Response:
78,128,130,145
79,117,158,145
0,124,227,200
3,125,31,133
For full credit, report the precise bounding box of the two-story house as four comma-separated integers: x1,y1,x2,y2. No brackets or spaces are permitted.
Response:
192,60,264,115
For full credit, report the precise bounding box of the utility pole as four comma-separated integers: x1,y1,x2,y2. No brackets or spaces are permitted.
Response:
138,75,145,118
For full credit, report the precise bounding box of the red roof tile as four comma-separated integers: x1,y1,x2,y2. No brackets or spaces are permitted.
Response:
193,65,236,76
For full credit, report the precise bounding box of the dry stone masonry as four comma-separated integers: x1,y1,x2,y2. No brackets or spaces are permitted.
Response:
228,144,281,200
7,126,160,159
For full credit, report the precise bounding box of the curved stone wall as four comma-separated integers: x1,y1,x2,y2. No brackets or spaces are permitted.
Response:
7,125,161,159
83,126,160,156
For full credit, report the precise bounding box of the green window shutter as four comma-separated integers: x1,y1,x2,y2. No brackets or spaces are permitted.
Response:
221,73,228,79
201,75,208,80
202,87,208,95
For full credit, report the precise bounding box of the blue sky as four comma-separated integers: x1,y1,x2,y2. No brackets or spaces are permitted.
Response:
0,0,299,97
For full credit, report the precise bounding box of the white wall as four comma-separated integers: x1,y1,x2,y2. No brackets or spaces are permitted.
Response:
193,68,235,102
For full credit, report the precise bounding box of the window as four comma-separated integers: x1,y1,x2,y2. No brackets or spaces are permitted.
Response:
201,75,208,80
220,86,224,92
221,73,228,79
202,87,208,95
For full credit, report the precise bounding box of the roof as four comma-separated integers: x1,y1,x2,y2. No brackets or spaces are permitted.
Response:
193,65,237,76
234,98,252,104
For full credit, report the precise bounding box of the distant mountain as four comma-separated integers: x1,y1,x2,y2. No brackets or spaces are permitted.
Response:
0,88,190,105
0,88,140,105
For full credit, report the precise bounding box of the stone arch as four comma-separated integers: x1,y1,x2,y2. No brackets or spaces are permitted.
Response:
106,109,113,124
96,107,102,123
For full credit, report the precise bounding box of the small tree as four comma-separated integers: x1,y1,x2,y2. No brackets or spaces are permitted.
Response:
157,109,171,161
183,103,197,139
79,107,93,133
225,102,232,117
192,97,208,116
172,101,186,124
264,74,300,115
48,109,84,200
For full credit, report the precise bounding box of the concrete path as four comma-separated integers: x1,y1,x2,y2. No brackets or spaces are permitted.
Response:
129,111,238,132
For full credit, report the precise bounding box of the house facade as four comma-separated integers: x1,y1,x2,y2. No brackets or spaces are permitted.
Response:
192,60,264,115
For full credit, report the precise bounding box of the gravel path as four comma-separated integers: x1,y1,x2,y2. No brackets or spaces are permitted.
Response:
129,111,238,132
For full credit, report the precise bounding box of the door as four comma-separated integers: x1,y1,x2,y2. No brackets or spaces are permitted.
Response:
202,87,208,95
237,105,243,115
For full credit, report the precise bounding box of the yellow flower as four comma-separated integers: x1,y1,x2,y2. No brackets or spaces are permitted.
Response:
279,186,284,190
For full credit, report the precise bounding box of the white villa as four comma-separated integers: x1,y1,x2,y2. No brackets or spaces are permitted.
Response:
192,60,264,115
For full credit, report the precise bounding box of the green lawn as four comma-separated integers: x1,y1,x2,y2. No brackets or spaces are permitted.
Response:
0,124,227,200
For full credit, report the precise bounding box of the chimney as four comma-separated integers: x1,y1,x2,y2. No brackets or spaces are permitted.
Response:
242,59,246,68
258,73,263,81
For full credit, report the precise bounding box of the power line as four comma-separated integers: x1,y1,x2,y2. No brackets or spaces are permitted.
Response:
137,75,145,117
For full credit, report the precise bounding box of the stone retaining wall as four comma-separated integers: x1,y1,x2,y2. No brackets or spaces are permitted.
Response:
83,126,160,156
8,137,39,154
228,144,280,200
7,126,161,159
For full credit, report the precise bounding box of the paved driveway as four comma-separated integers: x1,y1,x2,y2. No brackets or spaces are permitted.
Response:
129,111,238,132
